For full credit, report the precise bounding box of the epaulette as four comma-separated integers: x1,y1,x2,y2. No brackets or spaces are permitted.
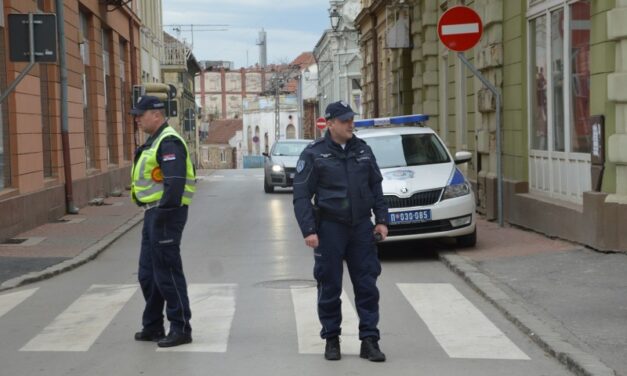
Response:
307,138,324,148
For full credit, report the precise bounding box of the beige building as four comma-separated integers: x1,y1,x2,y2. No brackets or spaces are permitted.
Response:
356,0,627,251
137,0,163,83
0,0,142,241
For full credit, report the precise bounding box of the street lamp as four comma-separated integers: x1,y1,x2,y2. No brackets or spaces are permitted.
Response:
329,8,340,32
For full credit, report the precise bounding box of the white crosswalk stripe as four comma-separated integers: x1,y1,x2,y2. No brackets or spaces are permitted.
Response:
291,286,361,354
157,283,237,353
2,282,530,359
0,288,39,319
398,283,530,359
20,284,138,352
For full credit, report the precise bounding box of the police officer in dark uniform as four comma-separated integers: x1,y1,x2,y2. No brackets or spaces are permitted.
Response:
293,100,388,362
130,96,196,348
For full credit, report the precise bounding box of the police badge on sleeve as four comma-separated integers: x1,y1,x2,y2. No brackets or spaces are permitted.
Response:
296,160,305,174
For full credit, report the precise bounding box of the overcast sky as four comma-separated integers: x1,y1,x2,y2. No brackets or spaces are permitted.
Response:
162,0,330,68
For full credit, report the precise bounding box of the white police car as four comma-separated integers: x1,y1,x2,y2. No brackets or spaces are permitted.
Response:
355,114,476,247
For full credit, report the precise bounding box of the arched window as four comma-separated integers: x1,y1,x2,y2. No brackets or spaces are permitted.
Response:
286,124,296,139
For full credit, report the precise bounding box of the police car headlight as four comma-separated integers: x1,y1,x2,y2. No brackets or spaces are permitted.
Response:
442,181,471,200
271,164,284,173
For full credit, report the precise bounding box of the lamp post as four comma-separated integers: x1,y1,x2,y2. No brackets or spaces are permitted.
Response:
329,8,341,32
326,6,360,114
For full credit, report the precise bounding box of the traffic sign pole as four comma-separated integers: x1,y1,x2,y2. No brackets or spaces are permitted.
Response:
456,52,503,227
437,6,503,227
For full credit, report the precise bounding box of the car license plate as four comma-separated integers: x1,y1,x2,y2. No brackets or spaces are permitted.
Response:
388,209,431,224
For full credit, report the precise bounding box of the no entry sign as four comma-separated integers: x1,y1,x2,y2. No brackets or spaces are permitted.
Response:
437,6,483,52
316,116,327,130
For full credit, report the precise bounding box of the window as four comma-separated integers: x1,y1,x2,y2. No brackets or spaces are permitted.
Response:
119,38,130,160
529,0,591,154
102,29,117,164
530,16,548,150
0,24,9,189
220,149,226,162
80,11,96,169
286,124,295,139
569,1,591,152
527,0,592,202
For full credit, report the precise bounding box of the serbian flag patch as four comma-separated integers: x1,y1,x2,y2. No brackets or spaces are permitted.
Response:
162,153,176,162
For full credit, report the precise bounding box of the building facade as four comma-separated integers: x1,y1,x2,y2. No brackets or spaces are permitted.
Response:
314,0,363,118
195,66,269,121
161,32,201,165
0,0,142,241
241,95,301,164
137,0,162,84
355,0,626,251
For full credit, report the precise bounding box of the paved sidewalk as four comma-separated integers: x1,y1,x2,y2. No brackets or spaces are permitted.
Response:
442,220,625,376
0,194,143,291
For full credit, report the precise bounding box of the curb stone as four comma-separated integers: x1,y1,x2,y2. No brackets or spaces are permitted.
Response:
440,252,617,376
0,212,144,292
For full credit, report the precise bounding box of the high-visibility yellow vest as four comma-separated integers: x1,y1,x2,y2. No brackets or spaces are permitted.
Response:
131,126,196,205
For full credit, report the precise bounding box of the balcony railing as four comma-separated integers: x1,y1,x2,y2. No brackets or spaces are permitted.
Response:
162,42,190,66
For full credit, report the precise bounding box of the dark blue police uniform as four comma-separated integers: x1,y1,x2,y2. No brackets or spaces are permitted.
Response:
293,130,388,340
134,123,192,338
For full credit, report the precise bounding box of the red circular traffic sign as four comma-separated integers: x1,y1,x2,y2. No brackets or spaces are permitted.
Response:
437,6,483,52
316,116,327,130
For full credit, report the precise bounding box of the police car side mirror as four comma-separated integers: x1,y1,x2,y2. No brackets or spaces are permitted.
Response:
454,151,472,165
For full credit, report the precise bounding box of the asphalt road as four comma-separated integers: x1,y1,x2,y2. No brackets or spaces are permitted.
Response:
0,169,573,376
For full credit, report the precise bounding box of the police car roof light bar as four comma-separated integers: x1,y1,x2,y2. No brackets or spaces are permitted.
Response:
354,114,429,128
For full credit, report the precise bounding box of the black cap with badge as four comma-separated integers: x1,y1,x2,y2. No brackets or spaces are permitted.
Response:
130,95,165,115
325,100,357,121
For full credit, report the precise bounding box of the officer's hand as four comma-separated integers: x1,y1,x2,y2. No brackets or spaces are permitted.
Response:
304,234,319,248
374,224,388,241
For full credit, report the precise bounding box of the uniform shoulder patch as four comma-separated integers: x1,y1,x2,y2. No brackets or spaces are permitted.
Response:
296,159,306,173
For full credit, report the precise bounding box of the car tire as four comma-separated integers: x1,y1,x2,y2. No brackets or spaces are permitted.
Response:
456,228,476,248
264,177,274,193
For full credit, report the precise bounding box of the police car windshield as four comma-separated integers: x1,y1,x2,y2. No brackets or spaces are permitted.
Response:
272,142,308,156
365,134,450,168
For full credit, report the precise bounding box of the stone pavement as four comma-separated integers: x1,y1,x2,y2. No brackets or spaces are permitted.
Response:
442,220,626,376
0,187,624,376
0,194,143,291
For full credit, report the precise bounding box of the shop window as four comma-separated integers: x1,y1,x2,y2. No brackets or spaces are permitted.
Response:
529,0,591,154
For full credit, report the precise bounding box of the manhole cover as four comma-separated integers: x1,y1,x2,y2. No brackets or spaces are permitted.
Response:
255,279,316,289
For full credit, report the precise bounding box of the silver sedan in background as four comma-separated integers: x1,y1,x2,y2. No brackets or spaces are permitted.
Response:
262,139,312,193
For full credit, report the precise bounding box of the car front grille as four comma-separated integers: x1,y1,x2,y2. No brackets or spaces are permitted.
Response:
387,219,454,236
384,188,443,208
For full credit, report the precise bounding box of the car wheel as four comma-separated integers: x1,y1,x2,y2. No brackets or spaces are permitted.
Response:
456,228,476,248
264,177,274,193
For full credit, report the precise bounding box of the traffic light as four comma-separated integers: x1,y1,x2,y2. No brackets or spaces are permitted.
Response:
131,83,178,117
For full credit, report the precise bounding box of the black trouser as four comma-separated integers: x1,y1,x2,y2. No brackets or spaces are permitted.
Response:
313,219,381,340
138,205,191,334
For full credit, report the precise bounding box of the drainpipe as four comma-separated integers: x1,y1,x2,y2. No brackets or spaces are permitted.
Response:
371,12,380,117
129,17,138,148
55,0,78,214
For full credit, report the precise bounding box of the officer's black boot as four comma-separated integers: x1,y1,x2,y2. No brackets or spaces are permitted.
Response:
360,336,386,362
324,336,341,360
134,329,165,342
157,331,192,348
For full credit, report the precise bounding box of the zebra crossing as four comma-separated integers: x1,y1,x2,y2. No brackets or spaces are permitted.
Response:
0,283,529,360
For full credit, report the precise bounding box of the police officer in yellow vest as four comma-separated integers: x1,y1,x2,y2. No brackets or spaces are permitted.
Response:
130,96,196,348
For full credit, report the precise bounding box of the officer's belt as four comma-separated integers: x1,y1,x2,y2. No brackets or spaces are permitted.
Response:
318,210,352,225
